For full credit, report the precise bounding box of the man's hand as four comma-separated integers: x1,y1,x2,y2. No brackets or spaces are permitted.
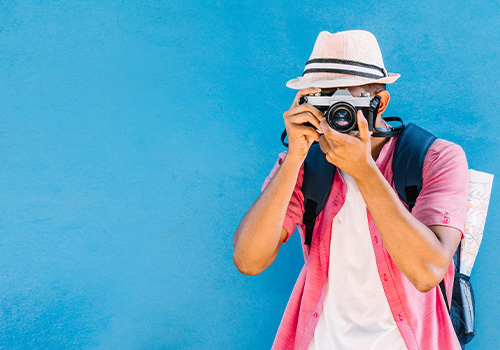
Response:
319,109,374,179
283,88,324,163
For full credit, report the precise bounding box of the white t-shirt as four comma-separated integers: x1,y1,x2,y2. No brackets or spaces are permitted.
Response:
308,170,407,350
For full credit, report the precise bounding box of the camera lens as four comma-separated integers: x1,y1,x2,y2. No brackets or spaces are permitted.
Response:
326,102,357,132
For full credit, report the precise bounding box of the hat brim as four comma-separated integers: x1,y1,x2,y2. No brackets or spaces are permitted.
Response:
286,73,400,90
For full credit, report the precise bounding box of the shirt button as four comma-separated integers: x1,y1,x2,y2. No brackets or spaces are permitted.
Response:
444,216,450,224
312,312,318,318
333,201,339,207
374,236,378,244
383,274,388,281
398,314,403,321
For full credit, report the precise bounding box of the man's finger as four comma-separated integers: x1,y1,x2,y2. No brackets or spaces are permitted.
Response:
320,118,332,135
319,135,330,154
284,107,324,131
284,104,325,128
286,114,322,133
320,118,347,144
291,88,321,108
293,125,321,142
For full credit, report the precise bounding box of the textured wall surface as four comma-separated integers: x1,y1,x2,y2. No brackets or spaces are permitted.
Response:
0,1,499,349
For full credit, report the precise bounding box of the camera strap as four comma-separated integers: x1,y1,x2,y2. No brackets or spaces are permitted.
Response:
281,129,290,147
370,94,404,137
372,116,405,137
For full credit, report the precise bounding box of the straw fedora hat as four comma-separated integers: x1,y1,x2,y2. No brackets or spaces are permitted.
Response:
286,30,400,89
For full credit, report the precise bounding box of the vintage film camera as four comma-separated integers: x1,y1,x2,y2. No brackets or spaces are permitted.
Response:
299,88,380,134
280,88,403,147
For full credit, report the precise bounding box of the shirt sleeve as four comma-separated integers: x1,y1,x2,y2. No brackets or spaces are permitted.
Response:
261,151,305,243
411,139,468,237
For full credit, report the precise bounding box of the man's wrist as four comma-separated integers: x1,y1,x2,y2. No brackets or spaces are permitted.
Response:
283,151,306,168
351,158,379,185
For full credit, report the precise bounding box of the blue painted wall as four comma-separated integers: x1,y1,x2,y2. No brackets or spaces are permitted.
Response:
0,1,498,349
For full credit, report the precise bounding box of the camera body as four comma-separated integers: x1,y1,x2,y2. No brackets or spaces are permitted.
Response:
299,88,380,133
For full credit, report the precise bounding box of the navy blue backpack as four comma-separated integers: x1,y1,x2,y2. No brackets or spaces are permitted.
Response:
300,123,475,348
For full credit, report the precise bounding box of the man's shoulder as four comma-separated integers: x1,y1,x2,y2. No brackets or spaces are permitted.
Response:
430,138,464,151
425,138,467,165
421,138,468,186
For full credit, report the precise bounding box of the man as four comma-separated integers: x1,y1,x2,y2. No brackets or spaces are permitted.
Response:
232,30,468,350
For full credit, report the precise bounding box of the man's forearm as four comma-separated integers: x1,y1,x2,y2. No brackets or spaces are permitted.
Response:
353,160,454,292
233,155,302,275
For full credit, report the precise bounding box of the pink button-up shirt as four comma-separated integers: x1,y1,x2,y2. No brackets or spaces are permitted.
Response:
262,135,468,350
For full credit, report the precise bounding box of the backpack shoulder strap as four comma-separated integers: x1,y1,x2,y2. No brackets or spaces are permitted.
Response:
392,124,453,313
392,123,437,212
301,143,336,246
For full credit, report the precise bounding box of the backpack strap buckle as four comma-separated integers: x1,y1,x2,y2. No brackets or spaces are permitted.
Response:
303,200,317,246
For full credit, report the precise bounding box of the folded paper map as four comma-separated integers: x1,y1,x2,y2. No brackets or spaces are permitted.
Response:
461,169,494,276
